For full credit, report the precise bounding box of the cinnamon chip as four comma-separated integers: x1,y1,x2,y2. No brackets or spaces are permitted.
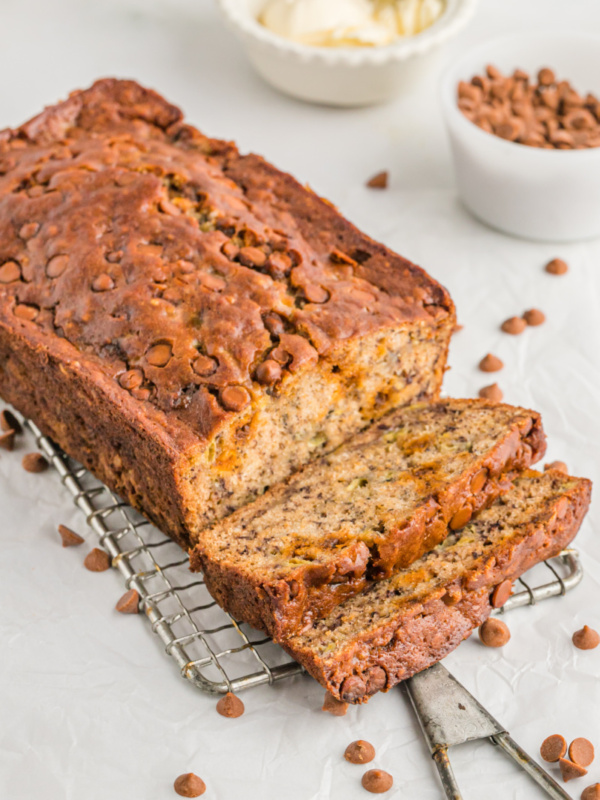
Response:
216,692,245,718
118,369,144,391
478,618,510,647
146,342,172,367
255,359,282,386
545,461,568,474
58,524,84,547
501,316,527,335
115,589,140,614
220,386,250,412
582,783,600,800
22,452,48,473
479,383,503,402
559,757,588,782
83,548,111,572
322,692,348,716
573,625,600,650
0,409,22,433
449,505,472,531
470,468,488,493
479,353,503,372
490,580,512,609
569,738,595,767
173,773,206,797
545,258,569,275
362,769,393,794
540,734,567,763
238,246,267,268
344,740,376,764
366,171,389,189
523,308,546,326
91,273,115,292
538,67,556,86
0,430,15,451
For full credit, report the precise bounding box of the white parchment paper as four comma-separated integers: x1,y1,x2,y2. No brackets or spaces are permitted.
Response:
1,1,599,798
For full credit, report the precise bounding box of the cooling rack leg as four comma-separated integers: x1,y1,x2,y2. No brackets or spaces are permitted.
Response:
432,748,463,800
491,733,573,800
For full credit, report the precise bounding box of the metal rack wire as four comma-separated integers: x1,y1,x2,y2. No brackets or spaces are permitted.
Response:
26,418,302,695
24,417,583,697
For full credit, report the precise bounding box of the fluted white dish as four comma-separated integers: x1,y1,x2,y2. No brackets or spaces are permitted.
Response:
216,0,478,106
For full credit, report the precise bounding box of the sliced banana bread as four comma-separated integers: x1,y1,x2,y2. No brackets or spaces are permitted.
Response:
190,399,546,639
282,469,591,703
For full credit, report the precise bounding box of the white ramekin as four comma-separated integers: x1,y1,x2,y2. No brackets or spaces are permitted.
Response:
441,32,600,242
216,0,478,106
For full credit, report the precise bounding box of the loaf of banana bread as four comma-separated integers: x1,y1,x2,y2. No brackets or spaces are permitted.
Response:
0,79,455,548
191,399,546,639
282,470,591,702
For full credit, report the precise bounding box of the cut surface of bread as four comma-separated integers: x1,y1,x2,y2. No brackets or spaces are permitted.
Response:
191,399,546,638
282,470,591,703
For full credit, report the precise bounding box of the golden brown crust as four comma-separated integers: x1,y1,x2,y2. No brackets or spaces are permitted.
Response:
0,78,453,435
281,473,591,703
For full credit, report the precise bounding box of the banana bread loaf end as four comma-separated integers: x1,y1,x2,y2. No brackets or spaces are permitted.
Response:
0,79,455,547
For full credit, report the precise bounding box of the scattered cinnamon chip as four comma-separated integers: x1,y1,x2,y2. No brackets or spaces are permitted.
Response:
540,734,567,763
478,618,511,647
559,757,588,782
501,316,527,335
22,452,48,473
569,738,595,767
0,429,15,451
322,691,348,716
0,409,22,433
582,783,600,800
523,308,546,326
362,769,393,793
545,461,568,474
344,740,376,764
216,692,245,718
115,589,140,614
479,353,504,372
479,383,503,402
366,171,389,189
58,524,84,547
572,625,600,650
545,258,568,275
173,773,206,797
83,548,111,572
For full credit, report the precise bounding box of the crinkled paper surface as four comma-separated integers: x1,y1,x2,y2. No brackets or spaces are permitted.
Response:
1,1,599,798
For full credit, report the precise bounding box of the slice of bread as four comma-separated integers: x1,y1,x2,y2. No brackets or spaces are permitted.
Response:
282,470,591,703
191,399,546,639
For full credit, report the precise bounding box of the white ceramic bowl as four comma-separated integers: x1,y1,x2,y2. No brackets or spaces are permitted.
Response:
441,32,600,242
217,0,478,106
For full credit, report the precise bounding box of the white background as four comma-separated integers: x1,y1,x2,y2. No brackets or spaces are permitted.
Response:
1,1,600,798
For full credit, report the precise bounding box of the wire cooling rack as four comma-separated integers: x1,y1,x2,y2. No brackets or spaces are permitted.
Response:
23,416,583,697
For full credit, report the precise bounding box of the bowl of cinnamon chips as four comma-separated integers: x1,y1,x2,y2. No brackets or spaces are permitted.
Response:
441,32,600,242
